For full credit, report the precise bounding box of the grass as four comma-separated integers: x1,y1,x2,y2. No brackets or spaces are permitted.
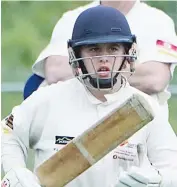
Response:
1,92,177,172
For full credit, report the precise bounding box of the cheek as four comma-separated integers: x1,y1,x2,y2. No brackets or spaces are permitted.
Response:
83,59,94,71
113,58,123,70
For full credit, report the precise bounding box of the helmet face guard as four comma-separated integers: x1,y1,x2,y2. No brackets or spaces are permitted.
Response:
68,45,137,91
68,5,137,91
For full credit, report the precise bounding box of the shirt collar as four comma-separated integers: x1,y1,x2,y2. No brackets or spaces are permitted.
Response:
84,82,130,105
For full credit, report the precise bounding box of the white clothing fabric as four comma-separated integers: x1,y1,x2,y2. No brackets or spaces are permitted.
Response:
2,78,177,187
32,1,177,120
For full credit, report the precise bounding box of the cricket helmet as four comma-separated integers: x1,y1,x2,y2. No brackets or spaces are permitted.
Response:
68,5,137,91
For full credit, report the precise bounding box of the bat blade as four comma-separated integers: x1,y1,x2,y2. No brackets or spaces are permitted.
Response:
36,94,154,187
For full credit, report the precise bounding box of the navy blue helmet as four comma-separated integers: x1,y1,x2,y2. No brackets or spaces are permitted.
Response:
68,5,137,90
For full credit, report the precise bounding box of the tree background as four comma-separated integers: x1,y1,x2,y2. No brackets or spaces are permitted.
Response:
1,1,177,83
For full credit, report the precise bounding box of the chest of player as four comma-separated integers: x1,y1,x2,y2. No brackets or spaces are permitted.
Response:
33,92,149,170
34,97,131,151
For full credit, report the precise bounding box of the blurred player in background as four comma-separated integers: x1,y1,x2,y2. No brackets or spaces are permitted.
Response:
2,6,177,187
24,0,177,123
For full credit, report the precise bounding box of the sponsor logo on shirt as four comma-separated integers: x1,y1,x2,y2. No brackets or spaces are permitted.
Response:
55,136,74,145
113,141,139,161
119,140,128,146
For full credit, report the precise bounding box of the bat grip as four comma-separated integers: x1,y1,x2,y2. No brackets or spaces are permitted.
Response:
73,139,96,165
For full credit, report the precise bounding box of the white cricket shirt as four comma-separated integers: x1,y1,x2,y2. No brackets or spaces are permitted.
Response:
2,78,177,187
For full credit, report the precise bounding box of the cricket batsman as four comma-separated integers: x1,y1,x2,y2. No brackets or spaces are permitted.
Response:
2,6,177,187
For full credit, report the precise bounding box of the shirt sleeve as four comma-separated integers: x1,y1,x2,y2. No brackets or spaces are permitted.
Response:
32,5,88,77
1,87,48,173
133,89,177,186
23,74,44,100
50,1,98,46
32,2,98,77
137,9,177,76
50,12,76,47
146,108,177,186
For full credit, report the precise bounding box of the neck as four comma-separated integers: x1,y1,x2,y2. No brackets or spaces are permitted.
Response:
88,75,123,102
101,0,136,15
90,89,107,102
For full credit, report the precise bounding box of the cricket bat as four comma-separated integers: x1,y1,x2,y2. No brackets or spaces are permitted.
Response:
36,94,154,187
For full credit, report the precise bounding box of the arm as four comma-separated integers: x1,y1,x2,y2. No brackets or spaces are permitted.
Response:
128,10,177,95
1,88,47,186
32,6,82,79
2,115,41,186
128,61,171,95
114,96,177,187
44,55,73,83
32,3,95,81
146,112,177,186
1,87,46,173
2,112,30,173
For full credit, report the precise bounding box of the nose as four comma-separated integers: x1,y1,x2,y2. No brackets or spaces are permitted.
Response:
99,56,109,64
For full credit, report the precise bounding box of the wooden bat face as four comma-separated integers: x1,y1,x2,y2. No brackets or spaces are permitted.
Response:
36,94,154,187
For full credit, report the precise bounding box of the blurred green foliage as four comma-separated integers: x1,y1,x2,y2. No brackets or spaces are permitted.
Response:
1,1,177,82
2,1,89,81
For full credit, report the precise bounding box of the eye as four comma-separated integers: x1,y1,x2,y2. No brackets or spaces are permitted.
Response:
89,47,99,52
110,46,119,52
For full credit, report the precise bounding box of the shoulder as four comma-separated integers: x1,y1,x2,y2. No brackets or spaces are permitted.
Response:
36,78,84,100
51,2,98,40
139,2,174,25
129,2,175,42
61,2,98,20
23,78,83,108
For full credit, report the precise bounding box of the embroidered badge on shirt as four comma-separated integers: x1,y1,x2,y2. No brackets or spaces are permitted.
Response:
5,114,14,130
156,39,177,58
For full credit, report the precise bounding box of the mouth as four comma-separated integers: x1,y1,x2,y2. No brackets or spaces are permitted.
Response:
97,66,110,78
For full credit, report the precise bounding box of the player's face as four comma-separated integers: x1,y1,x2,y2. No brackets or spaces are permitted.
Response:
80,43,125,79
